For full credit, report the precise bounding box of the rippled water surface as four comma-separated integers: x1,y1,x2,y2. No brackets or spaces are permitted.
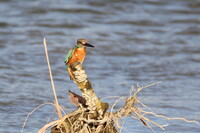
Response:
0,0,200,132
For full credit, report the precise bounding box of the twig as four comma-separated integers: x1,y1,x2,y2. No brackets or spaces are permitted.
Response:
43,38,62,119
142,111,200,125
38,120,61,133
21,102,54,133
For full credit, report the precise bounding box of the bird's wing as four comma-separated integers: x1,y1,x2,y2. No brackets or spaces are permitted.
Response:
64,47,75,64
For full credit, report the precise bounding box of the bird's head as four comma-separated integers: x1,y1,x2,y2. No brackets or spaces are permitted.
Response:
77,38,95,47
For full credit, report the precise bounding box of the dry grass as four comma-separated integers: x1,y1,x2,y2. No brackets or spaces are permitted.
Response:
21,102,54,133
109,82,200,132
48,81,199,133
43,38,62,119
22,81,199,133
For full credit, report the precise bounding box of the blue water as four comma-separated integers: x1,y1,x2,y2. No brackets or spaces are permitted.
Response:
0,0,200,132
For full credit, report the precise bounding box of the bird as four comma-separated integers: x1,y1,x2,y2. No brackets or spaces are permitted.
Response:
64,38,94,80
68,90,87,108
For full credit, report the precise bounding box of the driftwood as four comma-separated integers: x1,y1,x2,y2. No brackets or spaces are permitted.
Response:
49,61,159,133
51,62,119,133
49,59,161,133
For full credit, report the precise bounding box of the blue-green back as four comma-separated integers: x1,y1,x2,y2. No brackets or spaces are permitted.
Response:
64,45,82,68
65,48,75,65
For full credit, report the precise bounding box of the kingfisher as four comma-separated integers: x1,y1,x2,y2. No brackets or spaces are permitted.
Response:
64,38,94,80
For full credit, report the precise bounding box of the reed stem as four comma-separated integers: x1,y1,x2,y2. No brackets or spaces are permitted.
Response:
43,38,62,119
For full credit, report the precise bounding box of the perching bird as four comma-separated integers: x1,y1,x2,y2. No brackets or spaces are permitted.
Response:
68,90,87,108
64,38,94,80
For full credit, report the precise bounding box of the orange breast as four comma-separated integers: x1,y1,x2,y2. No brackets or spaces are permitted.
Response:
67,47,86,66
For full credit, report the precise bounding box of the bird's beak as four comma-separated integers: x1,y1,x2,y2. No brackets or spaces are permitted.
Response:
84,43,95,47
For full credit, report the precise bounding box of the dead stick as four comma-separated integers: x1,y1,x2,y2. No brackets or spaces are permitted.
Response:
43,38,62,119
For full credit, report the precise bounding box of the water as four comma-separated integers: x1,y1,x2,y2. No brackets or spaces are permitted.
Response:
0,0,200,132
